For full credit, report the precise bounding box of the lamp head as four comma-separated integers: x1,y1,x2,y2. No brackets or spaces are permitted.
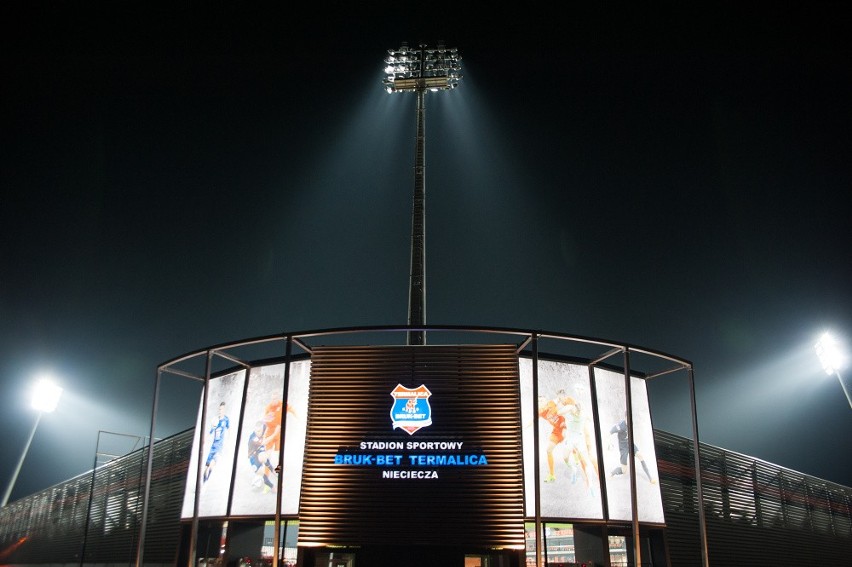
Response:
31,378,63,413
815,332,847,376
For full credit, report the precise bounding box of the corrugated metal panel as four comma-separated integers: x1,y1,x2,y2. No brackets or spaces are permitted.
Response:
0,429,192,565
2,401,851,566
655,430,852,565
298,344,525,548
142,430,194,562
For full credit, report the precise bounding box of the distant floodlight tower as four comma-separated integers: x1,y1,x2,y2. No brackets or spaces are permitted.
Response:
1,377,63,507
815,332,852,408
384,41,462,346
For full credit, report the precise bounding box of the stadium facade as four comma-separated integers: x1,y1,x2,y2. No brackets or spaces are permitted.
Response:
1,326,850,567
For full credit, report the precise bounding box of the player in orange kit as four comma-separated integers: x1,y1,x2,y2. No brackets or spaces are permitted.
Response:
261,399,298,453
538,395,567,483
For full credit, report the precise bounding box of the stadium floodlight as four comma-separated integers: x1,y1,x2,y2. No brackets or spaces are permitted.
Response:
32,377,63,413
814,332,852,409
1,377,64,507
383,42,462,94
383,41,462,346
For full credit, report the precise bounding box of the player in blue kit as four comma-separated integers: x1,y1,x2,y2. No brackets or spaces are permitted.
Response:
247,421,276,493
203,402,230,483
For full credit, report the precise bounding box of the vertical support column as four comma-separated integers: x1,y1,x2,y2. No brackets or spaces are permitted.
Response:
688,367,710,567
623,350,641,567
779,470,789,527
530,334,543,567
720,453,730,520
407,85,427,346
587,365,608,517
1,413,42,507
273,337,293,567
187,351,214,567
80,431,97,567
751,461,763,528
804,479,814,531
587,364,610,562
136,370,162,567
227,364,252,516
824,484,836,537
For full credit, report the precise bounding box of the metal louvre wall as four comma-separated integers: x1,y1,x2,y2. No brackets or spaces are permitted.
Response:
2,426,851,565
0,429,193,566
655,430,852,565
83,453,143,564
298,344,525,548
143,429,194,561
0,475,90,563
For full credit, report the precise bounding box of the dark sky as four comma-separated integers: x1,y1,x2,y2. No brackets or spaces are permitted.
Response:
2,2,851,502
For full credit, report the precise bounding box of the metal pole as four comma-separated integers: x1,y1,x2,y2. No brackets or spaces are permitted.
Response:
273,337,293,567
188,351,214,567
587,363,610,561
136,371,162,567
407,82,427,346
623,350,641,567
135,369,162,567
80,431,103,567
530,335,543,567
688,367,711,567
1,412,42,507
834,370,852,409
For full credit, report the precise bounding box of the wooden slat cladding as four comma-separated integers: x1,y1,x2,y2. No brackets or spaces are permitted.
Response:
298,344,525,548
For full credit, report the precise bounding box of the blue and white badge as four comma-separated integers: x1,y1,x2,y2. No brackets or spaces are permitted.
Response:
390,384,432,435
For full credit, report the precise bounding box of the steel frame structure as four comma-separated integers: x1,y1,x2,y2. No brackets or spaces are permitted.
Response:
136,324,709,567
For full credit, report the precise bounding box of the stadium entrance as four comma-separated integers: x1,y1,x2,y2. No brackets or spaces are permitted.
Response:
299,546,520,567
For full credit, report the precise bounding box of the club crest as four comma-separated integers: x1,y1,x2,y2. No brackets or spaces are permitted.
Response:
390,384,432,435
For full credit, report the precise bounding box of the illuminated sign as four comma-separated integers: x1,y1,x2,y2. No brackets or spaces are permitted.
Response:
334,435,487,479
390,384,432,434
327,384,487,479
298,345,525,549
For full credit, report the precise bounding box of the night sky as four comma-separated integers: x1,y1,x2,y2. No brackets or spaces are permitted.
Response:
2,3,851,503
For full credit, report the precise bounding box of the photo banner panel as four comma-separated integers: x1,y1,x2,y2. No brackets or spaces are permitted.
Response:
594,368,665,524
181,370,246,519
231,360,310,516
520,358,604,520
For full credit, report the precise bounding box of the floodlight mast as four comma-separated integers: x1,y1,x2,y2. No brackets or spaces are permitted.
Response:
384,42,462,346
815,332,852,409
1,378,63,507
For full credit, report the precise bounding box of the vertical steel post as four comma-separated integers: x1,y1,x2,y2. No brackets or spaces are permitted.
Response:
530,334,543,567
1,412,42,507
833,369,852,409
407,52,427,346
587,363,610,561
80,431,102,567
187,351,214,567
623,349,641,567
273,337,293,567
136,370,161,567
688,366,711,567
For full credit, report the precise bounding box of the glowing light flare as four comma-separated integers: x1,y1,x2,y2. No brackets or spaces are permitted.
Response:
815,332,846,376
31,377,63,413
0,536,29,561
815,332,852,409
